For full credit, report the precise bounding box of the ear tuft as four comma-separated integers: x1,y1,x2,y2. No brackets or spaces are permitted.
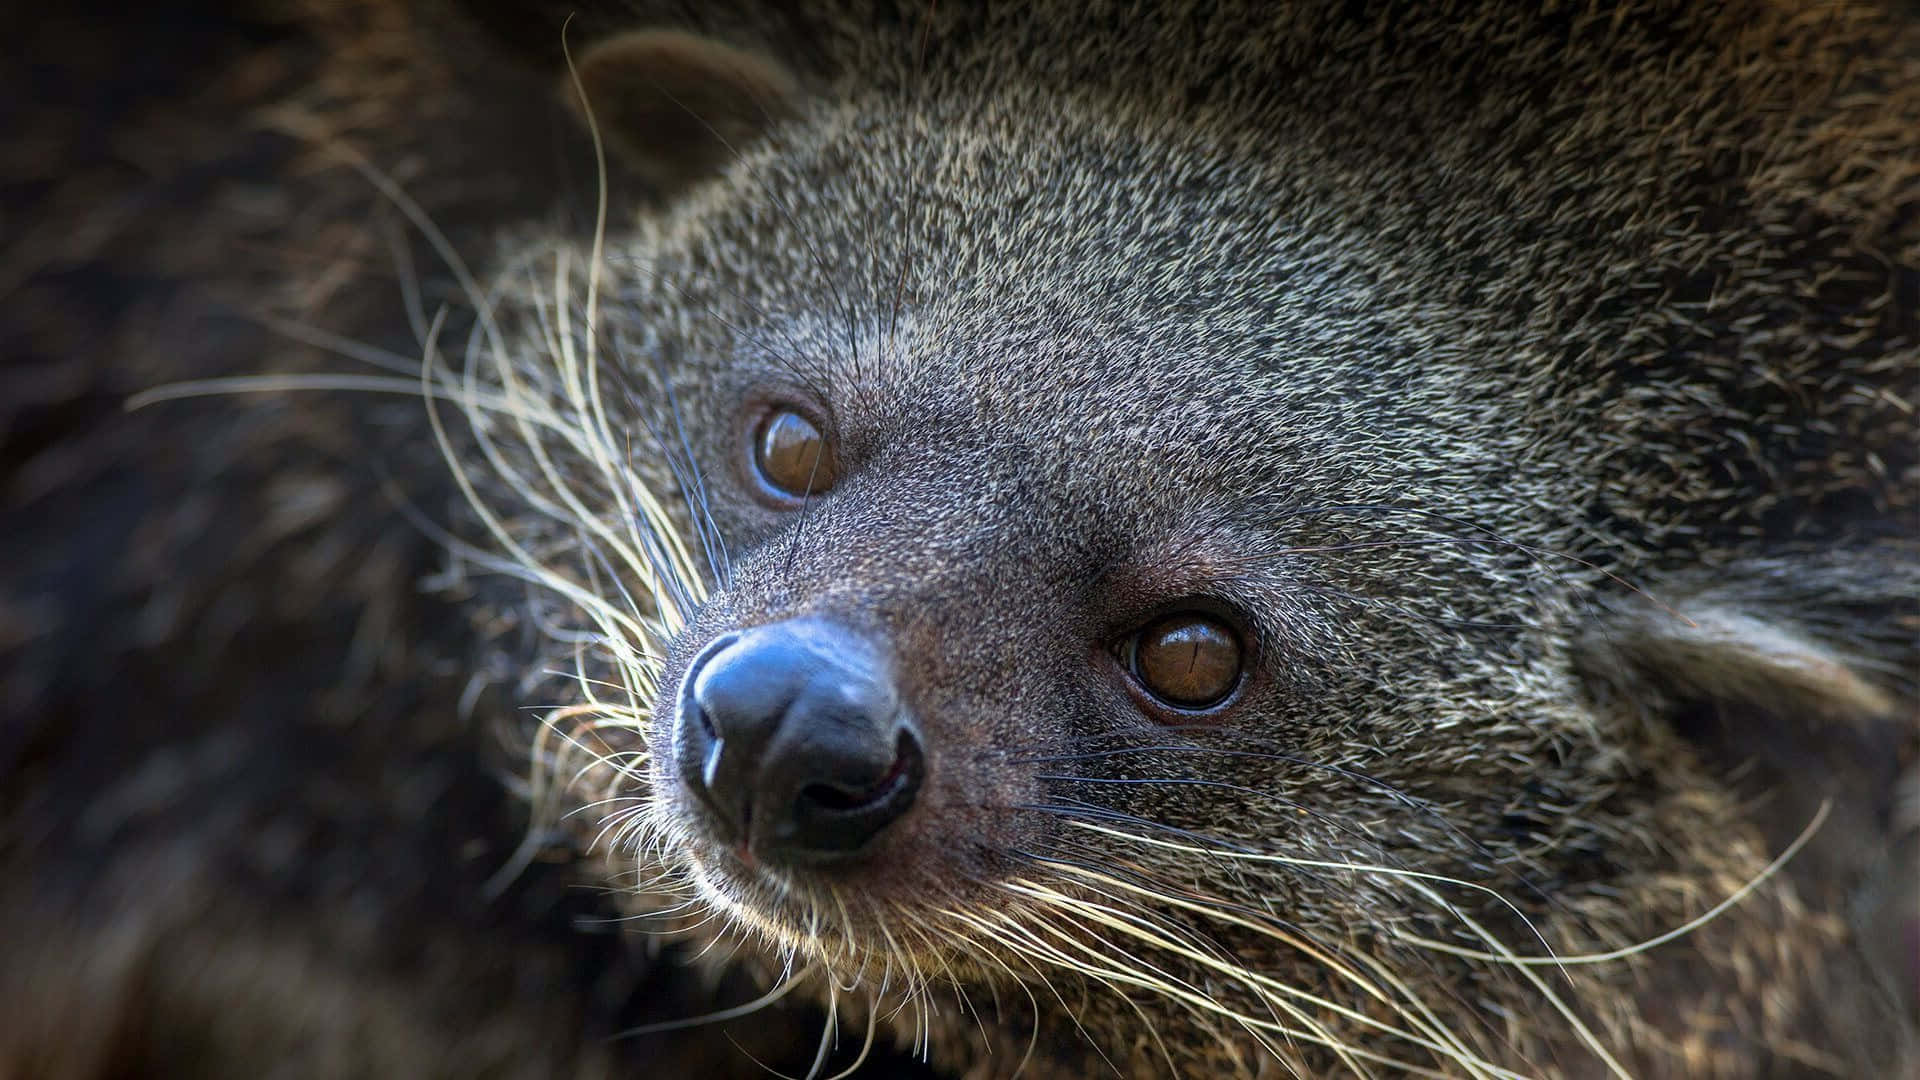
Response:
1594,606,1896,722
571,29,800,197
1574,553,1918,1019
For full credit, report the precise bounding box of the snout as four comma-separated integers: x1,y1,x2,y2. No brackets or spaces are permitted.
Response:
673,618,925,866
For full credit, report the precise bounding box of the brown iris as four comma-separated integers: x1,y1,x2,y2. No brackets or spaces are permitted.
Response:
752,407,838,498
1121,613,1243,710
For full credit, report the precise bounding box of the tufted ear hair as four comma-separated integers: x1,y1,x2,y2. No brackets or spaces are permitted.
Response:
569,28,801,197
1573,548,1918,1018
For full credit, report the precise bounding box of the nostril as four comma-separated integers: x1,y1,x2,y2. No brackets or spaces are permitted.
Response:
798,731,918,812
780,729,925,861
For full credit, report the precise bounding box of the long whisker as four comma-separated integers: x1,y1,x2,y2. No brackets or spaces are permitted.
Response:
1013,740,1558,914
613,962,820,1039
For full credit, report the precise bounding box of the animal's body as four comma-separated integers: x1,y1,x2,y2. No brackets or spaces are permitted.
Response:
2,1,1914,1077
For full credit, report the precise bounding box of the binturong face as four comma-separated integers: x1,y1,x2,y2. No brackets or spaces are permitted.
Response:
452,4,1918,1077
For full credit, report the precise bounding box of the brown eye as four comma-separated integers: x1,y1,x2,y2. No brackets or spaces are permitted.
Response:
1121,613,1244,711
751,407,838,499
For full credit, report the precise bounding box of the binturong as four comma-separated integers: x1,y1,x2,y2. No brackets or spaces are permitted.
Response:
430,1,1920,1076
15,0,1902,1077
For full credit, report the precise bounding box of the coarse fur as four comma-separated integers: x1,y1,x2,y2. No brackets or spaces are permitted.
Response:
3,1,1917,1078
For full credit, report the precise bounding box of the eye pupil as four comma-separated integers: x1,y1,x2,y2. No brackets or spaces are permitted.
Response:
1128,614,1242,710
754,408,838,497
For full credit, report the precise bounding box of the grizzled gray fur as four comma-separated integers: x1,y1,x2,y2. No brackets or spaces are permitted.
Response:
3,1,1914,1077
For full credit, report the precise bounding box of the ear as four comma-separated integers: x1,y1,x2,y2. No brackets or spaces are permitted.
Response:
1573,548,1918,1014
570,29,801,197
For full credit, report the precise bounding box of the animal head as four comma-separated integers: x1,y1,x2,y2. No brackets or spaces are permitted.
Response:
442,2,1918,1074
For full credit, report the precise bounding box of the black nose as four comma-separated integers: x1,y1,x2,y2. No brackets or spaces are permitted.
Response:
674,618,924,865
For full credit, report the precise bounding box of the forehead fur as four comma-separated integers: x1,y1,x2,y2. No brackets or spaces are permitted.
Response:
604,0,1912,557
